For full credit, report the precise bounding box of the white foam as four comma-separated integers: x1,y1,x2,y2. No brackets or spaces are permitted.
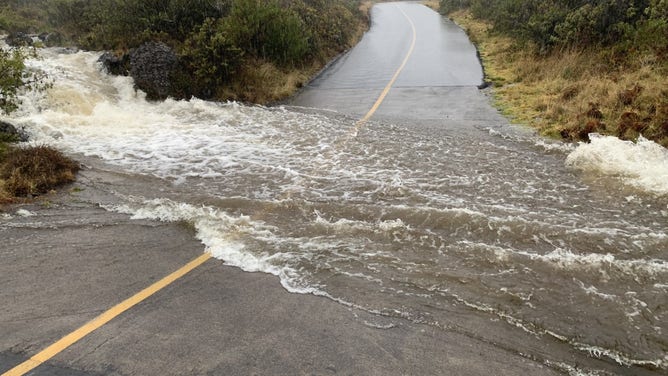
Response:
104,197,325,295
362,320,397,329
469,240,668,280
534,248,668,277
534,138,575,153
575,280,617,301
573,342,667,369
313,212,411,235
543,360,607,376
15,209,35,217
451,286,668,370
566,134,668,196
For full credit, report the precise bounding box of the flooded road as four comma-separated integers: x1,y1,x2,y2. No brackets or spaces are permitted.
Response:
3,2,668,375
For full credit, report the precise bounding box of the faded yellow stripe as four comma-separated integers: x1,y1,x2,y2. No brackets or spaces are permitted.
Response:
356,4,417,127
3,252,212,376
4,5,419,376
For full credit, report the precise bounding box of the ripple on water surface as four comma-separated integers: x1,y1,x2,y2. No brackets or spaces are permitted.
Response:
5,47,668,373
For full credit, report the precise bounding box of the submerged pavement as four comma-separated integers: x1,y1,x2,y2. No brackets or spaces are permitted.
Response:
2,2,562,375
1,168,559,375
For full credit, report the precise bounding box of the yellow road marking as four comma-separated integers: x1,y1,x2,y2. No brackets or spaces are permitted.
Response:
4,5,418,375
3,252,212,376
355,3,417,127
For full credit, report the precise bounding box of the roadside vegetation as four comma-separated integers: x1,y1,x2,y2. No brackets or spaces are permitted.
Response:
1,40,78,203
439,0,668,147
1,0,368,103
0,48,26,115
0,119,78,203
0,0,369,202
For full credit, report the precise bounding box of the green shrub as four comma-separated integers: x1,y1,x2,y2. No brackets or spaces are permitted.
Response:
439,0,470,14
0,48,52,115
46,0,100,34
448,0,667,56
180,17,243,97
0,49,27,115
553,1,643,48
224,0,310,66
121,0,226,40
293,0,360,59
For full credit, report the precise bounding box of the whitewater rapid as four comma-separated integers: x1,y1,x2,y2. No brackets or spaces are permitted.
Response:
3,46,668,374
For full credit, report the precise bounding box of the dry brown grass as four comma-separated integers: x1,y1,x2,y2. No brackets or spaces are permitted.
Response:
450,9,668,147
359,0,375,18
421,0,440,11
0,145,79,200
219,58,316,104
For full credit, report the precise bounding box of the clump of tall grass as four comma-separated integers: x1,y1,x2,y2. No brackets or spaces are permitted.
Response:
0,145,79,201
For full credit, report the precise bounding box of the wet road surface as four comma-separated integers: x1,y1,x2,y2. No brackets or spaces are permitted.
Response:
2,2,667,376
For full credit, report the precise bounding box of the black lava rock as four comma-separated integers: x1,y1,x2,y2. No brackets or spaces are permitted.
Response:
0,120,29,142
128,42,178,100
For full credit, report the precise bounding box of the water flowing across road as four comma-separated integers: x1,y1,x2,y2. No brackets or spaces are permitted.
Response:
4,2,668,375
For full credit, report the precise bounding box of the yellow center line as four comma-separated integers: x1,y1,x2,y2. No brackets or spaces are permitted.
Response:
3,252,212,376
4,5,418,376
355,3,417,128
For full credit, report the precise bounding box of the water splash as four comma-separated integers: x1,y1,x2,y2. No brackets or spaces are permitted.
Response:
566,134,668,196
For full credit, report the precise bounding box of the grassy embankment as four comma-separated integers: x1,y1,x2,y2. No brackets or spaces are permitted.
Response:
437,2,668,147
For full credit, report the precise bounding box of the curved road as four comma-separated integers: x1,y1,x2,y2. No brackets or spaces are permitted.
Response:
289,2,488,123
3,2,665,376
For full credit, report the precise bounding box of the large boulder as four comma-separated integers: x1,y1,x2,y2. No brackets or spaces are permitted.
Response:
0,120,29,142
5,32,33,47
128,42,178,100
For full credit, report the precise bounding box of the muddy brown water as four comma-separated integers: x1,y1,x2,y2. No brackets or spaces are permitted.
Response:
3,2,667,374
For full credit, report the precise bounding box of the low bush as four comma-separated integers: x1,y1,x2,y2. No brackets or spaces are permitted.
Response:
0,48,52,115
223,0,310,67
442,0,667,56
178,17,244,98
0,49,27,115
0,145,79,198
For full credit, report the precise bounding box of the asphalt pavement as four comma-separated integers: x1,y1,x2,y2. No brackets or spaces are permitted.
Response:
1,3,561,375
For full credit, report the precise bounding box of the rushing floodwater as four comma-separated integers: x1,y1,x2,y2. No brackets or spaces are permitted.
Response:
3,11,668,375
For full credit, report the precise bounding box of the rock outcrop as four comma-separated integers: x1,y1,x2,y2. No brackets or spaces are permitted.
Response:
128,42,178,100
5,32,33,47
0,120,29,142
